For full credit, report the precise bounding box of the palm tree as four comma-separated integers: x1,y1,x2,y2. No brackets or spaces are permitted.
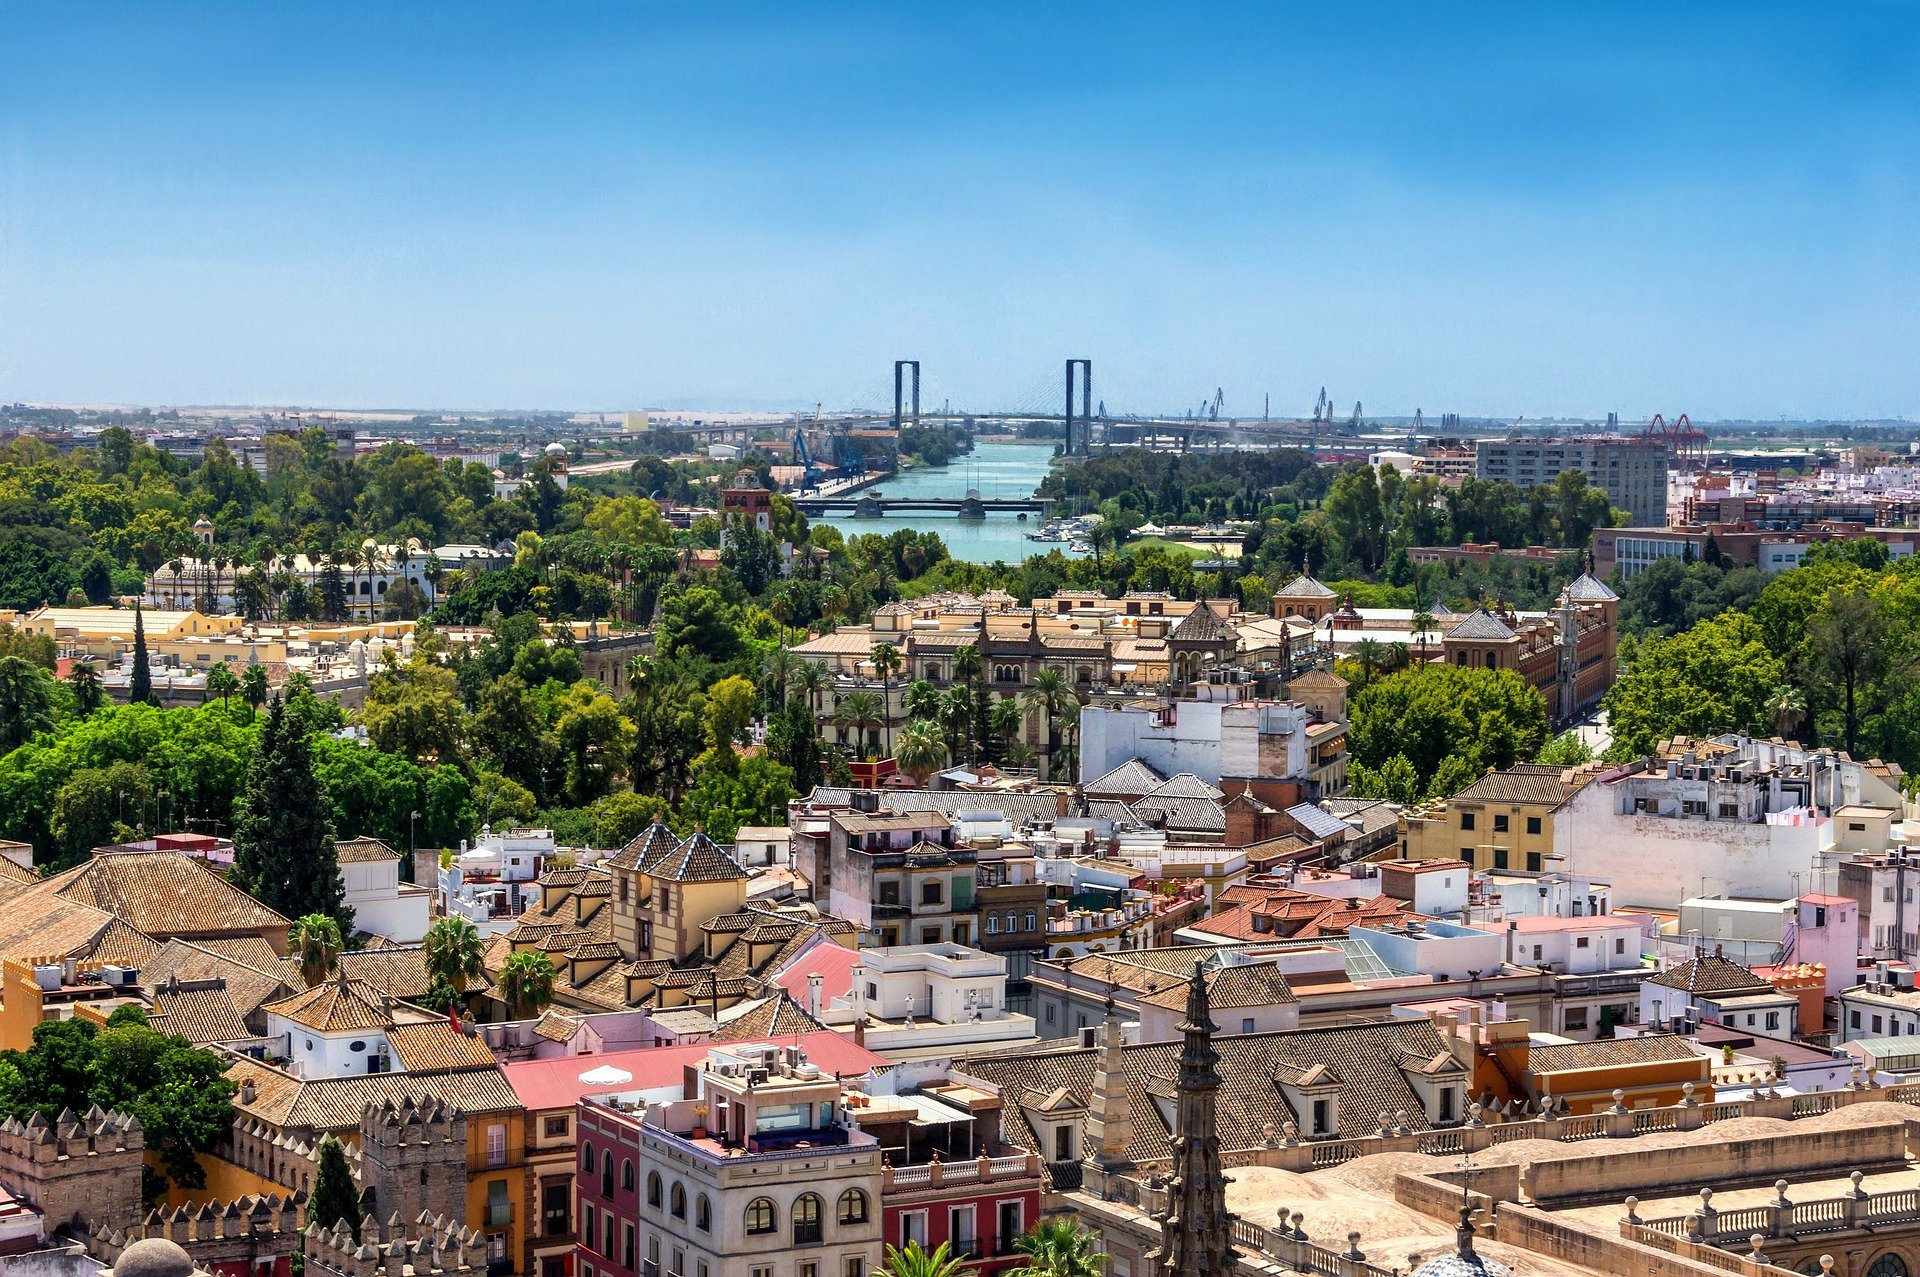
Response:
499,950,558,1019
1051,698,1082,781
206,661,239,709
833,689,885,758
937,684,974,763
880,1241,967,1277
952,643,982,689
1351,637,1385,682
1086,521,1117,573
1412,610,1436,662
790,660,830,716
761,646,798,708
894,719,948,785
870,642,903,754
292,913,343,987
990,696,1024,763
1766,684,1809,742
241,663,270,709
1009,1220,1106,1277
67,660,105,715
1020,669,1076,781
422,916,486,995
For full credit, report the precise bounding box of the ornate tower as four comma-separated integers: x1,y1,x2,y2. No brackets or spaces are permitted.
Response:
1150,961,1234,1277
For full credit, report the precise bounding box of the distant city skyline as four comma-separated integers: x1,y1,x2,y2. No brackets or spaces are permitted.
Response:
2,3,1917,420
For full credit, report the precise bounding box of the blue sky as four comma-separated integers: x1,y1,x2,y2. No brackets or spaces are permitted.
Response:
2,3,1917,419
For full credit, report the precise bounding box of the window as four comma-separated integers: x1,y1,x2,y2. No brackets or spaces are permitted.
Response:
1044,1004,1056,1024
582,1205,595,1250
845,1261,865,1277
1526,817,1541,835
486,1179,512,1227
1525,853,1542,872
1025,911,1037,931
1531,945,1543,961
1492,849,1508,870
695,1194,711,1232
646,1171,661,1209
1767,1011,1781,1031
670,1250,682,1277
1053,1125,1074,1161
950,1206,977,1257
745,1198,776,1236
1493,815,1509,833
621,1159,634,1191
670,1183,685,1219
1563,1008,1589,1031
542,1183,570,1238
601,1152,614,1198
752,1268,772,1277
1241,1018,1255,1033
901,1212,928,1248
793,1193,823,1245
987,915,1000,935
921,879,943,905
838,1189,868,1226
1875,1015,1885,1034
800,1265,818,1277
1439,1089,1455,1121
1853,1010,1864,1029
1615,938,1626,954
1311,1098,1331,1135
998,1201,1023,1257
603,1216,614,1259
1460,813,1476,832
1576,936,1590,949
621,1224,634,1271
487,1124,506,1166
544,1115,570,1139
878,882,900,906
581,1141,594,1174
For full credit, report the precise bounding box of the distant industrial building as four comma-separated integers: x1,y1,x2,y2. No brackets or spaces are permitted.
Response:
1474,436,1669,525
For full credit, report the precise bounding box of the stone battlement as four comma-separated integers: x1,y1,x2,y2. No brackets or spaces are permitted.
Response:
0,1105,144,1230
87,1193,305,1273
302,1211,485,1277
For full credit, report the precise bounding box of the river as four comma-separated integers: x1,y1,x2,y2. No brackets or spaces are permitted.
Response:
815,441,1086,565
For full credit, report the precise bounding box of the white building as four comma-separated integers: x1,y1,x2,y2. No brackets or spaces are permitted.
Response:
262,976,487,1079
1078,698,1330,791
798,942,1037,1058
338,838,431,944
1553,739,1907,908
438,826,556,935
1347,919,1506,982
730,827,790,869
1505,915,1642,974
144,534,449,619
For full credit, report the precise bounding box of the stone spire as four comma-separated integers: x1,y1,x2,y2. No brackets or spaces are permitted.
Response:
1086,996,1134,1170
1151,960,1234,1277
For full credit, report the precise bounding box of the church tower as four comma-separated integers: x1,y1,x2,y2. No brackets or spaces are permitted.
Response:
1150,961,1235,1277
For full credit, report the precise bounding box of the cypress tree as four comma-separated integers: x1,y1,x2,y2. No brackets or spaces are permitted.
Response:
129,604,154,706
232,696,352,931
309,1136,363,1239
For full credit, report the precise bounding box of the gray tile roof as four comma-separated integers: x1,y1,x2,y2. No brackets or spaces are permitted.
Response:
1445,609,1517,641
1564,573,1619,602
1084,760,1168,798
1273,575,1336,599
1285,803,1353,841
1141,773,1225,802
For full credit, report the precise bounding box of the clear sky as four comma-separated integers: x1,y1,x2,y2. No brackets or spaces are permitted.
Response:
2,3,1917,420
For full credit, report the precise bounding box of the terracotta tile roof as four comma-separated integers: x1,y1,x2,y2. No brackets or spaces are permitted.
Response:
1450,764,1589,808
263,976,393,1032
1649,953,1773,997
35,851,288,941
92,919,161,966
141,939,294,1021
0,857,34,887
384,1021,498,1072
0,890,117,960
1187,887,1414,943
605,822,679,872
223,1055,520,1132
1136,961,1296,1012
709,993,828,1042
532,1009,583,1043
335,838,402,864
190,935,286,972
641,833,744,883
1528,1035,1702,1073
149,977,254,1045
1168,604,1228,644
340,946,458,999
961,1018,1464,1161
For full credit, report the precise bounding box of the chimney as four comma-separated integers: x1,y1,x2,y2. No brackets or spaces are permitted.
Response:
807,973,823,1018
852,1017,866,1049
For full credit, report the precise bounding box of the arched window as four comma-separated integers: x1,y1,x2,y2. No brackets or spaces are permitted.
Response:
695,1195,712,1232
670,1183,686,1219
745,1198,777,1236
600,1151,613,1198
621,1159,634,1192
581,1141,594,1173
646,1171,662,1209
837,1189,868,1226
793,1193,823,1245
1867,1257,1909,1277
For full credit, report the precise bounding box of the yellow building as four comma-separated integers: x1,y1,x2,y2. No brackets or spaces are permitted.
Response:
1397,763,1601,872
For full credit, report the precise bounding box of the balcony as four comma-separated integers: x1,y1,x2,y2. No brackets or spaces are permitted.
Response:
883,1152,1041,1190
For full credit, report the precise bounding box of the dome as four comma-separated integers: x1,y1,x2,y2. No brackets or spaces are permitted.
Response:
544,442,568,457
114,1237,196,1277
1409,1253,1512,1277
